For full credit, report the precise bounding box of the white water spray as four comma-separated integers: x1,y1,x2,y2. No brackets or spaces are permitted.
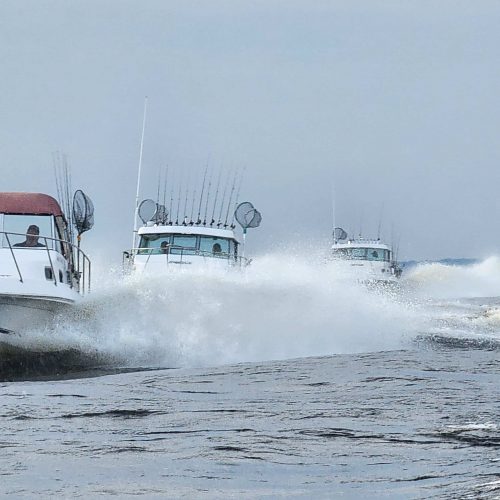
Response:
23,251,421,368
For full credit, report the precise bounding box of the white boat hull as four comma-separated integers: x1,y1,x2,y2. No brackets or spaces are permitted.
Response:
0,294,73,335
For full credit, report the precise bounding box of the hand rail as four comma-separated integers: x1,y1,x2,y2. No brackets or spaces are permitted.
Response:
126,245,250,268
3,233,23,283
0,231,92,295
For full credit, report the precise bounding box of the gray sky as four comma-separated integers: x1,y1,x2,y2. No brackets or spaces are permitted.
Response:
1,1,500,262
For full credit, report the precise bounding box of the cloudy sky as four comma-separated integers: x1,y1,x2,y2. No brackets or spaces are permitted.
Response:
1,1,500,262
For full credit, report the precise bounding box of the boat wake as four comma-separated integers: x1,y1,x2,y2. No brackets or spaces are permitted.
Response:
0,253,420,375
3,253,500,378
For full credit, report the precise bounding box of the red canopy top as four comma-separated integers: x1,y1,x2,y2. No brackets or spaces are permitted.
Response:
0,193,64,216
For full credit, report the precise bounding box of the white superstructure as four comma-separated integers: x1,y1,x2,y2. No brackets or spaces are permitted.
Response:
331,234,402,285
125,223,246,274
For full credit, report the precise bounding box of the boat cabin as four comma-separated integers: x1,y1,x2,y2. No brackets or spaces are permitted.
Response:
331,240,393,263
128,224,243,272
0,193,90,293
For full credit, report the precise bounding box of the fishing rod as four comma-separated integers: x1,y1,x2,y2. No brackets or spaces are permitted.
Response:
377,203,384,241
53,152,63,213
189,188,197,225
210,167,222,225
224,169,238,228
63,155,73,243
162,166,168,221
197,163,208,224
217,174,229,227
169,183,174,225
203,170,213,225
182,171,191,225
230,167,245,228
175,172,182,225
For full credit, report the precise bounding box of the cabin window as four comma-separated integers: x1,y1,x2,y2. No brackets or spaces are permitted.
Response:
199,236,230,257
1,215,55,250
366,249,390,262
333,247,390,262
170,235,197,255
138,234,172,254
332,248,348,258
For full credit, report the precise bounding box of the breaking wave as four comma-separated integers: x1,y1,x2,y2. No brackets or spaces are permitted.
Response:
404,256,500,299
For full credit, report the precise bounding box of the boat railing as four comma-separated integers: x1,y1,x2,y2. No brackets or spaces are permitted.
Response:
123,245,250,269
0,231,92,295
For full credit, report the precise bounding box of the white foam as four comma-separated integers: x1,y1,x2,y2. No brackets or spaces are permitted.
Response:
33,252,419,368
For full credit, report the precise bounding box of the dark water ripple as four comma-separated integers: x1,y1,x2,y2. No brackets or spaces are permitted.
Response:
0,346,499,498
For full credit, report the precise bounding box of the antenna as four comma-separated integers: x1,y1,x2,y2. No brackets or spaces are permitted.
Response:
132,96,148,250
156,168,162,207
197,162,208,224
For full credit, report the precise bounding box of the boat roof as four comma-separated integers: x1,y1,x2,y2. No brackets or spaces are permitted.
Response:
0,192,64,216
138,224,238,240
332,239,391,251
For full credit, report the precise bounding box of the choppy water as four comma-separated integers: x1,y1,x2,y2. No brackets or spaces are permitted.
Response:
1,255,500,498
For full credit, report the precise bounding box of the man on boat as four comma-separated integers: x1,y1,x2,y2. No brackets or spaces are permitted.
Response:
160,240,170,254
14,225,45,248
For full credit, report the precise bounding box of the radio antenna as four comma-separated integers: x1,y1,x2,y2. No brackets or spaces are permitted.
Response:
132,96,148,250
156,167,162,206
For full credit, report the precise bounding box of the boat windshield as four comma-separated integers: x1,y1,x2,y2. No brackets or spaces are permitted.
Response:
333,247,390,262
138,233,236,259
0,215,60,251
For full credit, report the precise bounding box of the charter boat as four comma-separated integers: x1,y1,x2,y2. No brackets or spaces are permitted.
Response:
123,197,262,274
0,191,93,337
123,99,261,274
331,227,402,285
